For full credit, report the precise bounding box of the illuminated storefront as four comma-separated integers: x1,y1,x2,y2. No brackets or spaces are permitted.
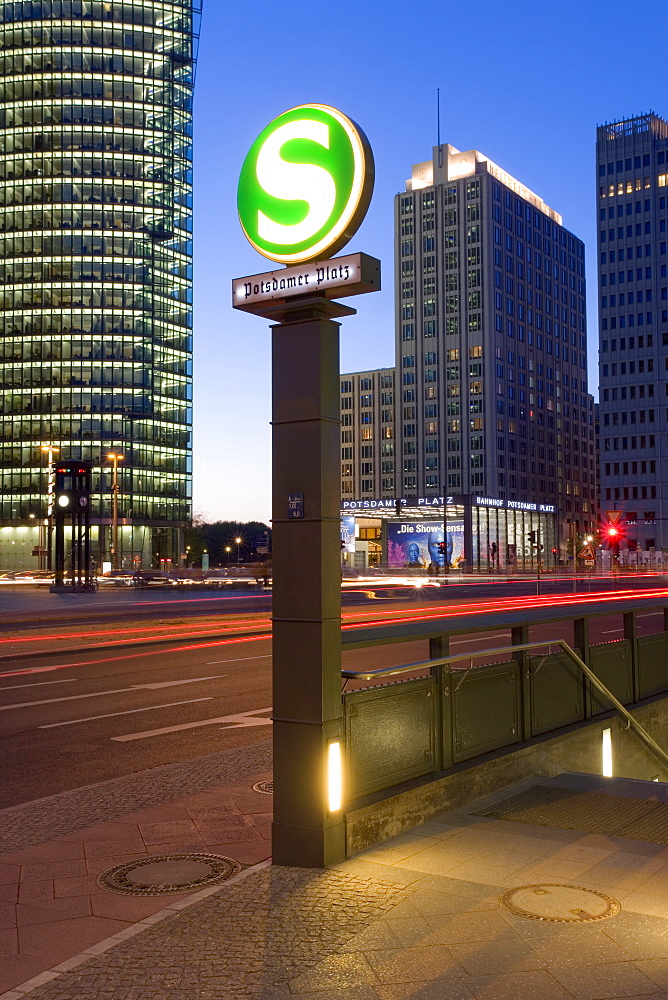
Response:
0,1,200,569
341,494,558,572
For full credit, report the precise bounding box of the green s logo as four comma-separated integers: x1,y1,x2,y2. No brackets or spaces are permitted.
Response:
238,104,374,265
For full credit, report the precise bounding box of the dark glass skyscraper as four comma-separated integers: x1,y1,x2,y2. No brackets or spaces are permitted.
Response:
597,113,668,555
0,0,200,570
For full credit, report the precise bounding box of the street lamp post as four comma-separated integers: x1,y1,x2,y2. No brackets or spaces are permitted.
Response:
40,445,59,571
235,536,242,564
107,452,124,571
225,545,231,564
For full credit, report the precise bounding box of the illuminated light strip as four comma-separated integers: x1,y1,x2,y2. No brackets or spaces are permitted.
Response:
602,728,613,777
327,741,343,813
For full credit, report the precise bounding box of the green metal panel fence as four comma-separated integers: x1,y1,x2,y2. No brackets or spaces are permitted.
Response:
450,661,520,763
528,651,584,736
638,633,668,698
345,677,437,797
343,602,668,803
589,641,633,714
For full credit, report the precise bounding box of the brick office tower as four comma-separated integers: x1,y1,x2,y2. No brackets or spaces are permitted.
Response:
597,113,668,553
0,1,200,571
395,144,597,549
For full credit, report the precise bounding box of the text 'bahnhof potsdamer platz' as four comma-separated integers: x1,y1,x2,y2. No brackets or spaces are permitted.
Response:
0,0,200,571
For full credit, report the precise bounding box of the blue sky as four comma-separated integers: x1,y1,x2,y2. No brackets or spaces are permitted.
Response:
192,0,668,523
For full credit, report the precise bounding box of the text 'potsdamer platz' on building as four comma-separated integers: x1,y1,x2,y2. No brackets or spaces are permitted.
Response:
0,0,200,571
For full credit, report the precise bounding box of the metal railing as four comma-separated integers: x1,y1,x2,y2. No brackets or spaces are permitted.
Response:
343,638,668,771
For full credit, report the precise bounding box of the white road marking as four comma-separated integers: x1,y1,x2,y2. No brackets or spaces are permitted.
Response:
0,675,224,712
206,654,271,664
600,629,622,634
1,678,78,691
219,711,274,731
141,676,224,690
112,707,273,742
39,698,213,728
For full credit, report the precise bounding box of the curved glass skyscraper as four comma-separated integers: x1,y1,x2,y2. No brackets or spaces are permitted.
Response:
0,0,200,570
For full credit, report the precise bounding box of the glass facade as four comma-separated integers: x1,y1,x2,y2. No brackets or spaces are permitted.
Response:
471,504,556,573
0,0,200,567
342,495,558,573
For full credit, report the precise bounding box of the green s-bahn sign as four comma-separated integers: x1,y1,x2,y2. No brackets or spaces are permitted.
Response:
237,103,374,265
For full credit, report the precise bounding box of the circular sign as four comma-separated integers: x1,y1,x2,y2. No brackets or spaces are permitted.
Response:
238,103,374,265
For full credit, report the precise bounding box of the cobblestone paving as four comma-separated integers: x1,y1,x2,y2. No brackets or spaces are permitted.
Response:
23,866,410,1000
0,740,272,854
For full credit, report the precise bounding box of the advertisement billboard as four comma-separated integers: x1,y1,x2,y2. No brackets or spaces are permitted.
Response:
340,516,356,554
387,521,464,570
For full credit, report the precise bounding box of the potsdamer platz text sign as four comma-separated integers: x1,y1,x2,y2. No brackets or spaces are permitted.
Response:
232,103,380,868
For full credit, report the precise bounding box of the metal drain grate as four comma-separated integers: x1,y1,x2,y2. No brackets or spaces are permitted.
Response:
98,853,241,896
500,883,620,923
475,785,668,844
252,780,273,794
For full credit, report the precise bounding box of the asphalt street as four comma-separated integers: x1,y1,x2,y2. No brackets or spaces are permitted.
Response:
0,571,665,630
0,589,665,808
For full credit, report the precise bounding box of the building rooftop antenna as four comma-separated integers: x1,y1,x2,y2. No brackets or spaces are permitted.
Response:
437,88,442,167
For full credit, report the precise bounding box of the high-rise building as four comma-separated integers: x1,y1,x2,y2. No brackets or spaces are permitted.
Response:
0,0,200,571
340,367,395,502
597,113,668,552
395,144,596,543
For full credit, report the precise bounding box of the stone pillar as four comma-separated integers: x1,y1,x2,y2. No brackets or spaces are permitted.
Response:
270,297,354,868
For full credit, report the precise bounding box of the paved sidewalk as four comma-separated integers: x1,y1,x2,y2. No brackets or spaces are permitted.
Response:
3,764,668,999
0,763,272,996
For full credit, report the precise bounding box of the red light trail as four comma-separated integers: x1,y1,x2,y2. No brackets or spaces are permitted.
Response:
1,586,667,679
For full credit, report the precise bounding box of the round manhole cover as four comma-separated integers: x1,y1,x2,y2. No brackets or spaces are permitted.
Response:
98,854,241,896
500,883,620,923
253,780,273,794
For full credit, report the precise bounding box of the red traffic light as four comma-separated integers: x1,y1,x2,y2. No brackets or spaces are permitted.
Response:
603,523,625,544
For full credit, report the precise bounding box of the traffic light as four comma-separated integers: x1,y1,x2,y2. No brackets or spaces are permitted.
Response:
54,463,91,516
604,524,624,544
527,530,537,544
437,541,447,554
52,460,93,589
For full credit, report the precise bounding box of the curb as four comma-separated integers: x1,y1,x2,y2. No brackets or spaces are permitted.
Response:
0,859,272,1000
